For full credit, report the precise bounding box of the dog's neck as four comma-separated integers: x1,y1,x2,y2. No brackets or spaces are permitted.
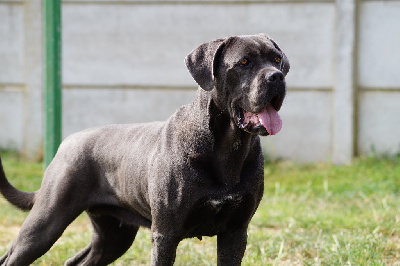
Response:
196,89,258,187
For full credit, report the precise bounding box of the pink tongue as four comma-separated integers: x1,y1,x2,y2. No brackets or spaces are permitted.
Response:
258,105,282,135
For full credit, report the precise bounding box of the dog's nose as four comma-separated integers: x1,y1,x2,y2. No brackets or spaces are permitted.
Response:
266,71,284,83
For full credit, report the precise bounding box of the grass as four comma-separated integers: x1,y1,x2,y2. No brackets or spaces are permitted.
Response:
0,151,399,265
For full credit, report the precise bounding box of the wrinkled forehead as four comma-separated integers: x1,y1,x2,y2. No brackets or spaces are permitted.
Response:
224,35,278,61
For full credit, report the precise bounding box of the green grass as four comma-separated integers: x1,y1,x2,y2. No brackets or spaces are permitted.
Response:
0,151,399,265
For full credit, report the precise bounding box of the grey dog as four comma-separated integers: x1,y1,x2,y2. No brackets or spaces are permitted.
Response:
0,33,289,265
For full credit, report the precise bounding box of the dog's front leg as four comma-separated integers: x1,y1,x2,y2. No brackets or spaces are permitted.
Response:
217,227,248,266
150,231,180,266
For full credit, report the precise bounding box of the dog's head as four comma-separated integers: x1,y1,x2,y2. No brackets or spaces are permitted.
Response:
185,34,290,136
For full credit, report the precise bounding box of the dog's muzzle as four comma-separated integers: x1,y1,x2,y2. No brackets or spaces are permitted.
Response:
238,103,282,135
236,72,286,136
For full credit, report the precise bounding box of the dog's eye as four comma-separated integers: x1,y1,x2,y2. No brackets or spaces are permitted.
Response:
239,58,250,67
275,57,281,64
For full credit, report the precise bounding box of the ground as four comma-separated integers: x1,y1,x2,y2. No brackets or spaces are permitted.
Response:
0,152,399,265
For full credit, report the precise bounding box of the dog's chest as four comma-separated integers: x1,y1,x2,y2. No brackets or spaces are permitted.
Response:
183,192,254,238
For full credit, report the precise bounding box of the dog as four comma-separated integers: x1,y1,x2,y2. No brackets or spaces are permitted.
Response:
0,33,289,265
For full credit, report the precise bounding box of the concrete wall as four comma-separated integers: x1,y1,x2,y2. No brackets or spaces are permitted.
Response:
0,0,399,162
358,1,400,156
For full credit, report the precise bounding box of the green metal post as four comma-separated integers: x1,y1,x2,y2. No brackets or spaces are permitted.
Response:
44,0,62,167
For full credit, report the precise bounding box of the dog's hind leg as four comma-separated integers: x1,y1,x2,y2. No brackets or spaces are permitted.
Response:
0,201,83,266
65,213,139,266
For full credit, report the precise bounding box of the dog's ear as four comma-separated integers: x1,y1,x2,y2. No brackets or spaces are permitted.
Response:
185,38,229,91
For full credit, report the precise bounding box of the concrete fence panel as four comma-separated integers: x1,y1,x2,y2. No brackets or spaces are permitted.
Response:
0,0,399,162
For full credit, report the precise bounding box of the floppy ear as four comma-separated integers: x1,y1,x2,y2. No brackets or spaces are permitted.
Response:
185,38,228,91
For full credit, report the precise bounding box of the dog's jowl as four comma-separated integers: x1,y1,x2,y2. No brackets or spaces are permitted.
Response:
0,34,289,266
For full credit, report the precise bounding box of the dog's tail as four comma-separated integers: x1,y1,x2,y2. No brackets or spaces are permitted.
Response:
0,155,36,211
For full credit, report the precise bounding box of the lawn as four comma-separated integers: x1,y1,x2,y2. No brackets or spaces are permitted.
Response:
0,151,399,265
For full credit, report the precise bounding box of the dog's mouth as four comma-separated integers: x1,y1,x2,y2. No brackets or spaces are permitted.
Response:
236,94,283,136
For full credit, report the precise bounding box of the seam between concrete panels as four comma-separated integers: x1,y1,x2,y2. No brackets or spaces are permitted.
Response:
63,84,198,91
0,0,23,4
63,84,337,92
0,84,26,92
61,0,335,5
359,87,400,92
